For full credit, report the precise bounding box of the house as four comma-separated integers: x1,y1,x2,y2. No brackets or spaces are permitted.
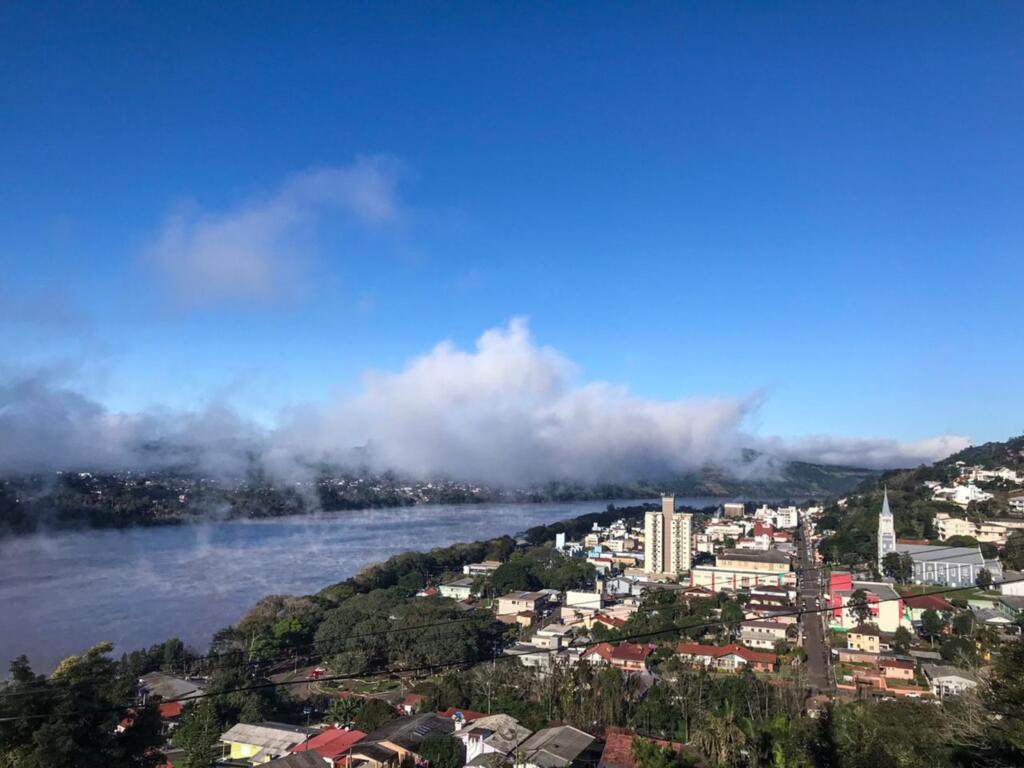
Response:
828,576,906,633
847,625,885,654
923,664,979,697
439,577,475,600
878,658,915,681
597,728,685,768
675,642,778,673
497,591,547,617
515,725,596,768
582,642,654,672
740,620,790,650
454,714,532,764
265,754,331,768
220,722,319,765
901,592,954,623
349,714,455,768
290,727,367,766
158,701,183,731
587,613,627,632
399,694,425,715
464,561,503,577
138,671,205,703
439,707,487,725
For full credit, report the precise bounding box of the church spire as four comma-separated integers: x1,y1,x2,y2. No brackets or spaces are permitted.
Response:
881,485,891,518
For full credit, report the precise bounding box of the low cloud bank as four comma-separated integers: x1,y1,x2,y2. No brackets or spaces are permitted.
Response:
0,320,970,482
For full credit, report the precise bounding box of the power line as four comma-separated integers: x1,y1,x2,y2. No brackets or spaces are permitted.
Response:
4,572,1022,723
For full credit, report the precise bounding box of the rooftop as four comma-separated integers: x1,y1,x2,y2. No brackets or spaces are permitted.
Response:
518,725,595,768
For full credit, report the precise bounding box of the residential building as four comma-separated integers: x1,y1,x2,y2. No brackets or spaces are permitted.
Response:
582,642,654,672
565,591,604,609
827,576,906,633
265,754,330,768
454,714,532,765
675,642,779,673
290,727,367,767
138,672,205,704
497,591,547,616
722,503,745,519
644,496,692,576
1000,570,1024,597
878,658,916,681
740,620,790,650
515,725,596,768
901,592,954,623
220,722,318,765
439,577,475,600
1009,495,1024,514
923,665,979,697
349,714,455,768
847,625,884,654
463,561,502,577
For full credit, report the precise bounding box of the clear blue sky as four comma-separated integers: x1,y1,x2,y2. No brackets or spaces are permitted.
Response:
1,2,1022,447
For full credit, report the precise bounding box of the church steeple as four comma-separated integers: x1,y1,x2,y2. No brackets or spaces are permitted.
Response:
878,485,896,567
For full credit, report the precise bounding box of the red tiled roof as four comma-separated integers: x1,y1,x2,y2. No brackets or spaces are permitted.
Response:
599,728,683,768
401,693,426,707
292,727,366,758
611,643,654,662
900,593,953,611
753,522,773,537
439,707,487,722
897,538,929,545
158,701,183,719
675,642,777,665
593,614,627,628
583,642,616,661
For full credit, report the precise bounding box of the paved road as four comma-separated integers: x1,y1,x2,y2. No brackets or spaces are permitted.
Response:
797,514,832,692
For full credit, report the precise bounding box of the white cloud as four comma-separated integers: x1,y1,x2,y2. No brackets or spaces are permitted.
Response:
756,433,971,470
0,320,972,481
144,156,403,306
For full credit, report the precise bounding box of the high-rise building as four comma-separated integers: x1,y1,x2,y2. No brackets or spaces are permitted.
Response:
722,502,745,519
645,495,692,576
877,488,896,566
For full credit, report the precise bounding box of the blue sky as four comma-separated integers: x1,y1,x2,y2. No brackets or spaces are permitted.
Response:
1,2,1022,472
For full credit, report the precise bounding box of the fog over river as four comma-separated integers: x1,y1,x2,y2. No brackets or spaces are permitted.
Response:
0,498,736,673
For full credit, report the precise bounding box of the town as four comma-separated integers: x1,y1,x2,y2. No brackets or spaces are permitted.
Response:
28,445,1017,768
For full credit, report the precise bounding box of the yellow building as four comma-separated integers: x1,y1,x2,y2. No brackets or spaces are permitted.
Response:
220,722,317,764
847,626,882,654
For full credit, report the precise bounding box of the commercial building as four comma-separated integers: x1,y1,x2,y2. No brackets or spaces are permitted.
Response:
827,573,906,633
689,549,795,591
644,496,692,577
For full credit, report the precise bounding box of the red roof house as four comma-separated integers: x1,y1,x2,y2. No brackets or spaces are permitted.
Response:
675,642,778,673
291,727,367,765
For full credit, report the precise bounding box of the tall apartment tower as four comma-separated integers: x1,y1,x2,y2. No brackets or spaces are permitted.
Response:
877,487,896,567
644,495,693,576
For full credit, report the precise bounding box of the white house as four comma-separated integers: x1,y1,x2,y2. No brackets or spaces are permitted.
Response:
923,664,979,698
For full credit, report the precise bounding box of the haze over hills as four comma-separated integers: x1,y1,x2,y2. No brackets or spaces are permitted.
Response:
0,447,880,537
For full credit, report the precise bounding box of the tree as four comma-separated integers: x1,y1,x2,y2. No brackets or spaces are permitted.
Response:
326,696,363,727
719,601,744,638
921,609,946,646
175,700,220,768
848,589,873,626
952,611,975,638
940,636,977,667
1005,531,1024,571
419,732,464,768
632,738,678,768
354,698,396,732
976,567,993,590
892,626,914,654
491,559,538,594
693,705,747,768
0,644,166,768
882,552,913,583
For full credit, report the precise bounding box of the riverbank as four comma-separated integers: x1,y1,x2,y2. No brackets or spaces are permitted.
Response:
1,498,686,673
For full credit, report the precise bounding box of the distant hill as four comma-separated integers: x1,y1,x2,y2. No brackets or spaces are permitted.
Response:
0,453,879,537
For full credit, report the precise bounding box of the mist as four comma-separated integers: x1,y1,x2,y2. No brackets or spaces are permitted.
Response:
0,319,970,484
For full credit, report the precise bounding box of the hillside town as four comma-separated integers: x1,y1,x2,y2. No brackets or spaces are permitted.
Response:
80,473,1024,768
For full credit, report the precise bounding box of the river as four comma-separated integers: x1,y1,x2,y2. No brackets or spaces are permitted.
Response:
0,497,732,673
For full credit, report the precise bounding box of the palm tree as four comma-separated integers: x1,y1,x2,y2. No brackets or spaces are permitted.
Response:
693,703,748,767
326,696,362,727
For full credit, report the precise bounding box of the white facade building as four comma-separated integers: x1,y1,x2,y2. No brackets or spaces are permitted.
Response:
644,496,692,576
